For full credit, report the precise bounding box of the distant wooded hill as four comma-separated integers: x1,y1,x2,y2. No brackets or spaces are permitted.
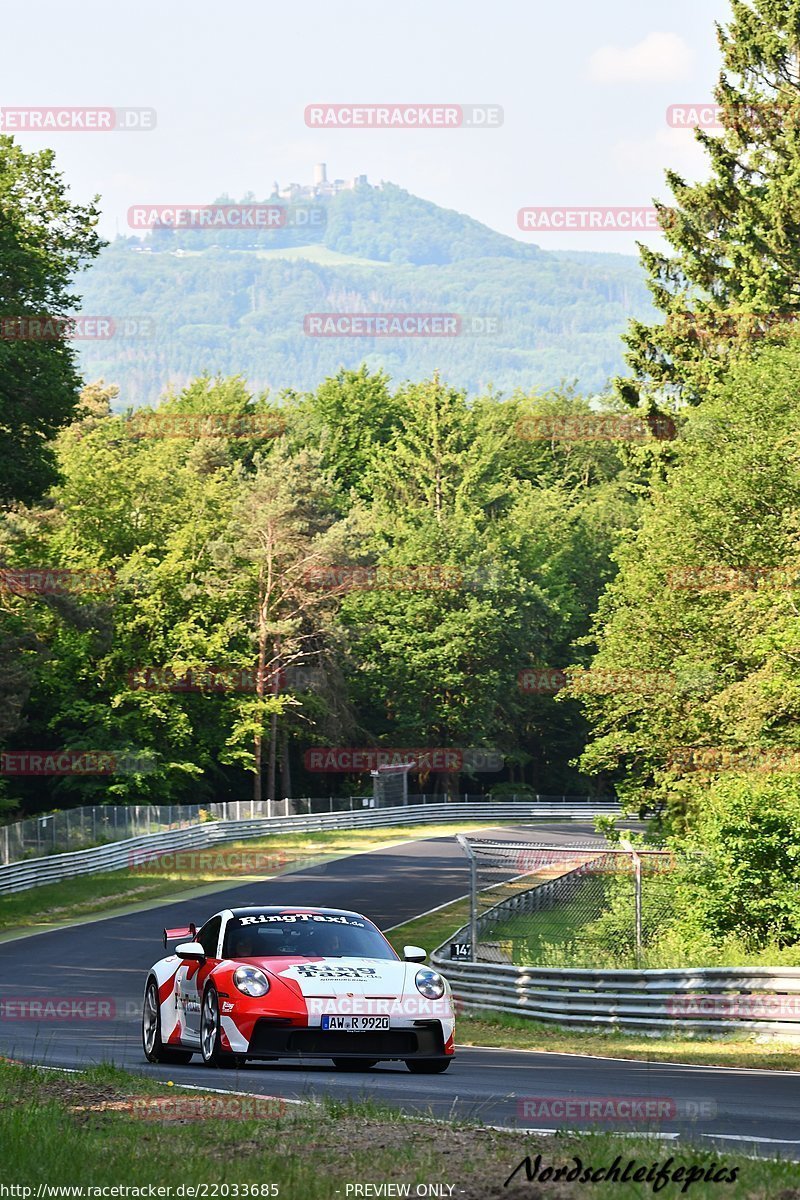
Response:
77,181,654,404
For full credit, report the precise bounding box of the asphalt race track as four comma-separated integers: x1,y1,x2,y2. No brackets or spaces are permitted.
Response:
1,824,798,1157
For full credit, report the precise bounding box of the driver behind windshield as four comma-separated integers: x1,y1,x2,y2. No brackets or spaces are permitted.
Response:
231,930,258,957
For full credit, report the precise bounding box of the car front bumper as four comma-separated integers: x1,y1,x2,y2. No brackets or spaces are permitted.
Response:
245,1017,450,1060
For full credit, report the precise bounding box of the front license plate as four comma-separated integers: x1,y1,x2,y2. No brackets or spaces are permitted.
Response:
321,1015,390,1031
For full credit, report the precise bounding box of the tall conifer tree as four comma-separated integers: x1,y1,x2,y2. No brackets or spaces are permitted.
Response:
618,2,800,410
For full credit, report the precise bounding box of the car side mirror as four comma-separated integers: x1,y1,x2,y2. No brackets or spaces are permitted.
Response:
175,940,206,962
403,945,427,963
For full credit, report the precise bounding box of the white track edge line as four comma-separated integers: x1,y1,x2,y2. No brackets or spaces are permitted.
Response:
458,1043,800,1076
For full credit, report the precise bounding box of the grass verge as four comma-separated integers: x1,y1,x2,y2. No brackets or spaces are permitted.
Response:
0,822,512,936
1,1060,796,1198
390,899,800,1073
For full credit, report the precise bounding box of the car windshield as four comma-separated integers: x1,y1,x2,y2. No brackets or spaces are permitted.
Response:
223,912,398,960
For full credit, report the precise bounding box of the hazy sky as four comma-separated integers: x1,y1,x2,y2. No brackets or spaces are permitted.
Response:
3,0,731,254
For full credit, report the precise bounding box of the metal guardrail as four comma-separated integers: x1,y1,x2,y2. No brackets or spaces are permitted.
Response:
0,800,620,894
432,945,800,1039
0,794,612,865
437,840,800,1040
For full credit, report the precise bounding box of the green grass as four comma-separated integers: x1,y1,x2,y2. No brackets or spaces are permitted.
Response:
456,1011,800,1072
391,898,800,1072
387,896,470,955
0,822,516,936
412,872,800,972
1,1060,798,1196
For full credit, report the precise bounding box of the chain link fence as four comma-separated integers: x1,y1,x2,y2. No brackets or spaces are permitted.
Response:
0,799,368,863
0,804,209,864
0,795,611,865
455,837,678,969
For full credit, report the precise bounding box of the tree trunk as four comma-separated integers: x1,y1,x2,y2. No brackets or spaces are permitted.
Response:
253,577,269,804
266,635,281,801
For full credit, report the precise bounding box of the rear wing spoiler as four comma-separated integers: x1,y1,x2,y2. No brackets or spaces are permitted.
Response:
163,923,196,949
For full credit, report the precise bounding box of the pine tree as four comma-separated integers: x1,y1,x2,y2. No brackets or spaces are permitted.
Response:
618,1,800,411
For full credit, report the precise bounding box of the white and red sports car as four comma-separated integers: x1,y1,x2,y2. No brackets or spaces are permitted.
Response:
142,905,455,1072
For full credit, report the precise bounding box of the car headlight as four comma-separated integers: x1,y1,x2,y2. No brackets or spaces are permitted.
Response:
415,968,445,1000
233,965,270,998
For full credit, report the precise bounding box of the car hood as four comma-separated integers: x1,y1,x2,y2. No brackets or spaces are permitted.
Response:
253,955,411,996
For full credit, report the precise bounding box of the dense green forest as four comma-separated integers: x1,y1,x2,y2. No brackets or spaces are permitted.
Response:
5,0,800,962
0,370,642,812
76,182,653,402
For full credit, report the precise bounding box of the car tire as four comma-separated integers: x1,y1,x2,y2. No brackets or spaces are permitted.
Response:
142,978,194,1065
331,1058,378,1071
405,1058,452,1074
200,984,245,1069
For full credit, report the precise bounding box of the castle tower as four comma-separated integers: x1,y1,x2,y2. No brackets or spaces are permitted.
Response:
313,163,327,187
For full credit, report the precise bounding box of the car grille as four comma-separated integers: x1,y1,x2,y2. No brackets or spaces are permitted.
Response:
248,1019,445,1059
